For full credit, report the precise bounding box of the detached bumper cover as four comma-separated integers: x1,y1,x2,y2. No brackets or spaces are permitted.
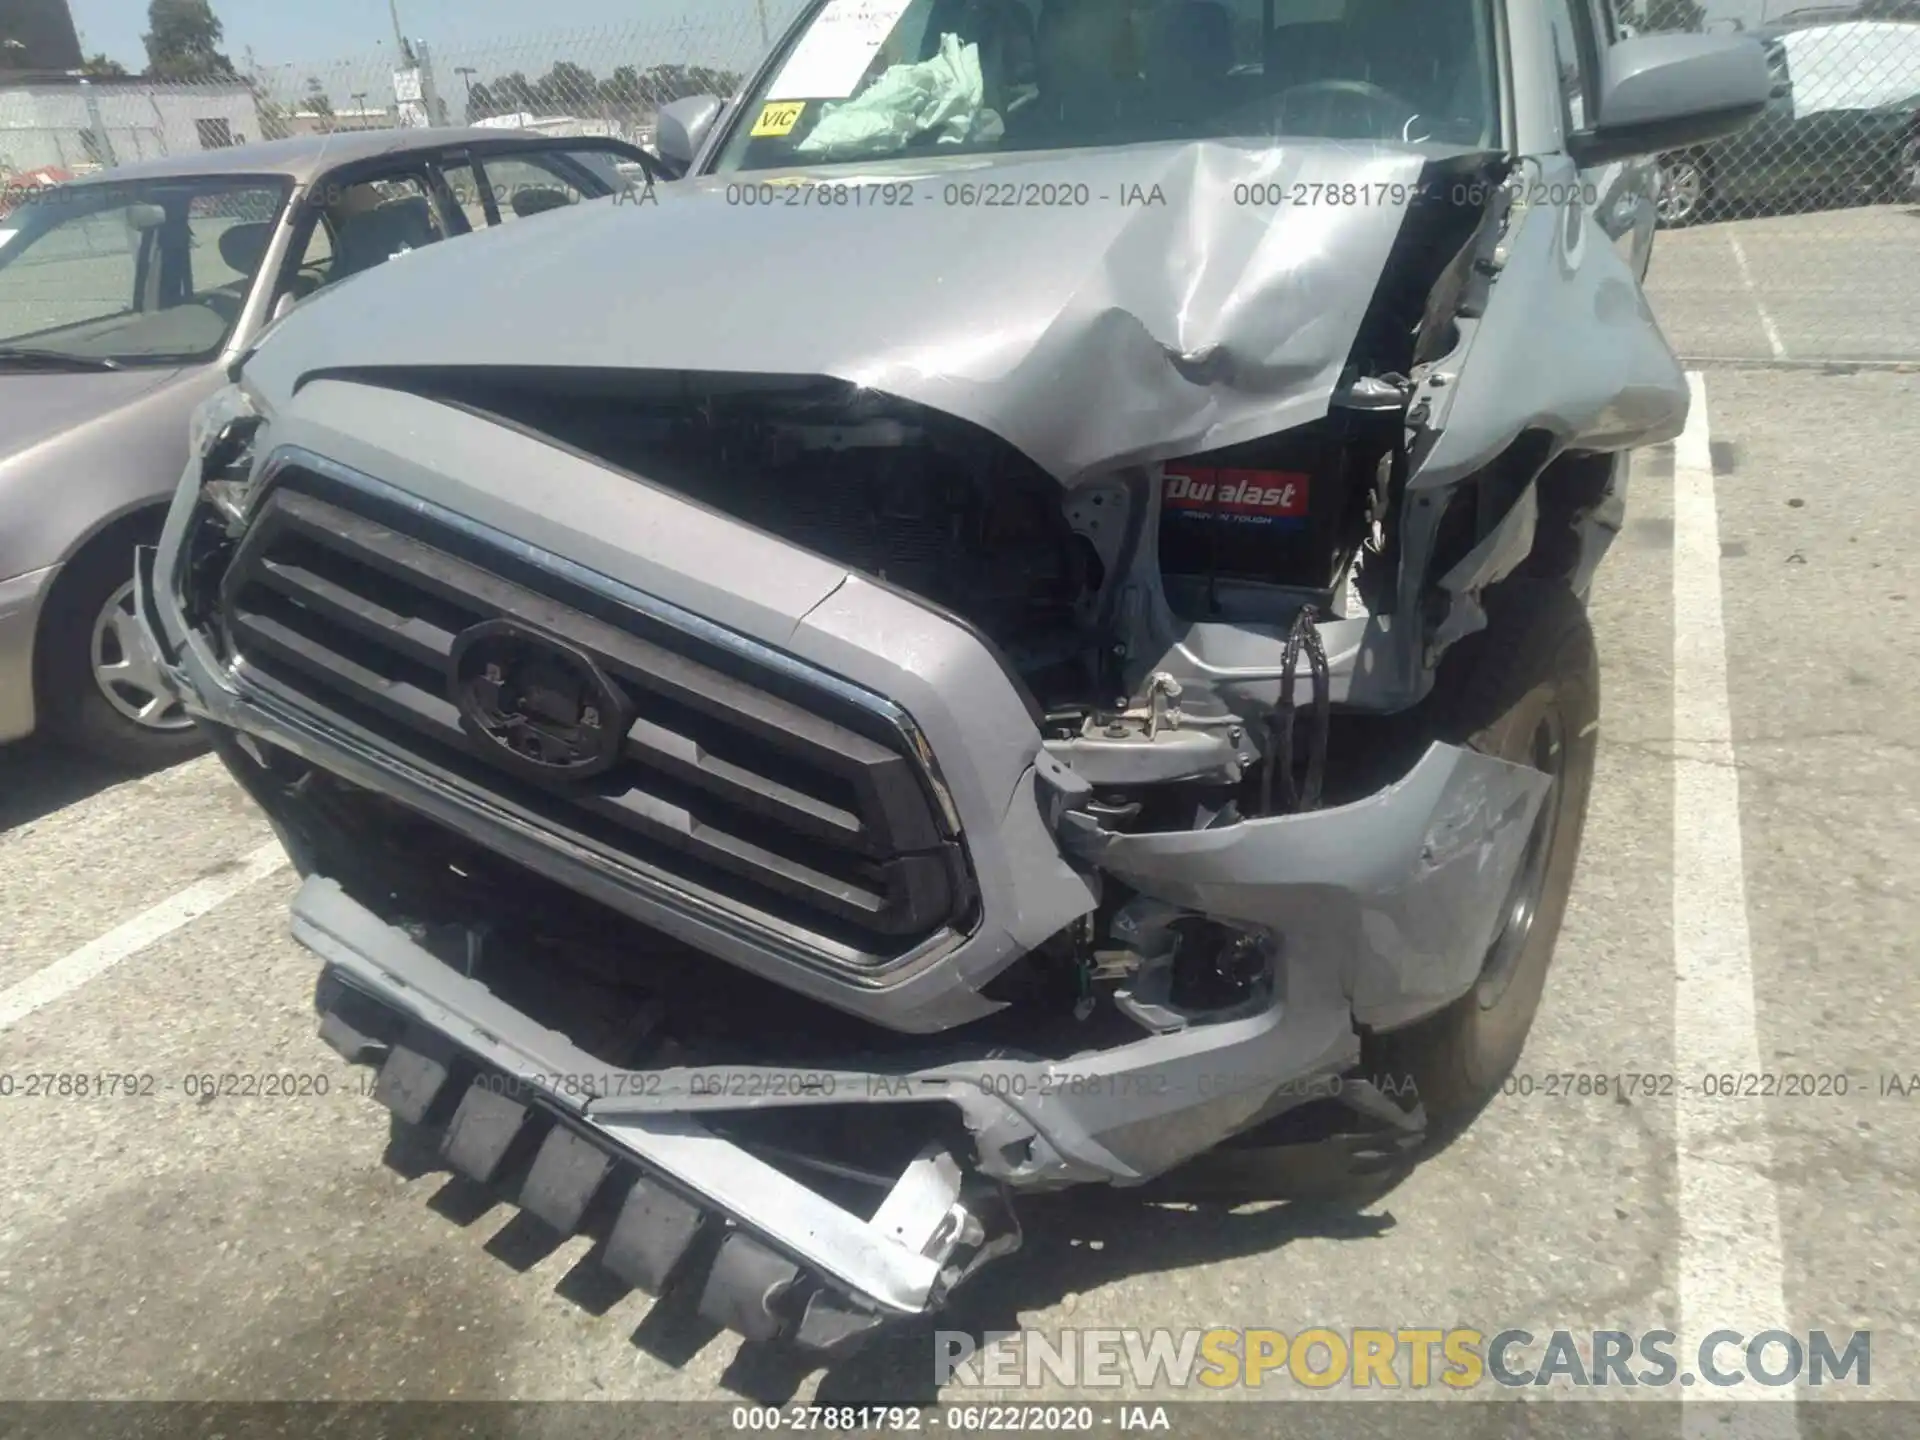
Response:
298,877,951,1330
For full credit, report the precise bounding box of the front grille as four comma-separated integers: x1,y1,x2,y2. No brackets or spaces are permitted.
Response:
217,458,972,962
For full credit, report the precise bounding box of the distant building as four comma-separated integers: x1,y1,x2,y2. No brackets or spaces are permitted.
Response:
472,112,616,137
283,105,393,137
0,75,262,175
0,0,83,75
471,111,651,146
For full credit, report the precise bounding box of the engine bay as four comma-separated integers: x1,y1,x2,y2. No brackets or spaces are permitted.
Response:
369,370,1409,729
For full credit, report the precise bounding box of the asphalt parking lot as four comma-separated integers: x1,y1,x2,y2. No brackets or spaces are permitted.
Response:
1645,201,1920,364
2,277,1917,1428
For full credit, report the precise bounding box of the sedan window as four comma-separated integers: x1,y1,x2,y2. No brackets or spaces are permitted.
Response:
0,178,287,365
473,154,592,225
294,173,449,299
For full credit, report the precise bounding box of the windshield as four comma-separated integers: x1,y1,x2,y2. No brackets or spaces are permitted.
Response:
714,0,1498,173
0,176,289,367
1779,22,1920,117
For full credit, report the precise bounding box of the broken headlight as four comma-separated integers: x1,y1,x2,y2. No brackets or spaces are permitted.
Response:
175,384,265,630
188,383,265,530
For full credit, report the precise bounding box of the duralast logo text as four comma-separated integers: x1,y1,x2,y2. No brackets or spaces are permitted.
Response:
1162,466,1309,521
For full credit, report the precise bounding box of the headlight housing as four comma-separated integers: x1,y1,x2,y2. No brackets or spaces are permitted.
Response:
189,383,261,464
188,384,265,530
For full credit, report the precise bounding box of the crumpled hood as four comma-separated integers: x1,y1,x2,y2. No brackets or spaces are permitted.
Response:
245,140,1440,482
0,367,188,465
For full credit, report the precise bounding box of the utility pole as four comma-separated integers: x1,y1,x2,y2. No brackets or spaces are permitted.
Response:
756,0,770,47
388,0,416,66
417,41,448,126
78,76,119,167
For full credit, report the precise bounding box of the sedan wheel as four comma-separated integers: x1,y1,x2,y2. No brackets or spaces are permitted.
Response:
89,578,192,731
38,535,206,770
1655,157,1707,228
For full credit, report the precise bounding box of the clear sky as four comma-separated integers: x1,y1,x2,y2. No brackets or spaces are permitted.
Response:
63,0,1796,84
67,0,792,72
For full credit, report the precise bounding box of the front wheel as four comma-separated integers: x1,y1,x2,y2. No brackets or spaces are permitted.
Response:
1654,154,1711,228
1153,583,1599,1196
1372,582,1600,1120
38,535,205,770
1900,136,1920,205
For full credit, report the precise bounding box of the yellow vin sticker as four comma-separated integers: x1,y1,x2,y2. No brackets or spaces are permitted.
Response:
751,101,806,137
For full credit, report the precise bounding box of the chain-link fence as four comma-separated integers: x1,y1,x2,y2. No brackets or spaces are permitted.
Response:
242,9,800,152
1638,13,1920,365
0,6,794,184
4,3,1916,365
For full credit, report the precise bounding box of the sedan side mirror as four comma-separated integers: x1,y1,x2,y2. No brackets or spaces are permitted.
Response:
656,95,725,178
1569,33,1772,168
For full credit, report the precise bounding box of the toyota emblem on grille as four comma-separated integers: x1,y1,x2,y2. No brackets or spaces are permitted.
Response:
449,620,629,782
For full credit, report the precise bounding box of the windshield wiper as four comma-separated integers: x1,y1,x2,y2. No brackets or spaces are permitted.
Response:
0,347,124,372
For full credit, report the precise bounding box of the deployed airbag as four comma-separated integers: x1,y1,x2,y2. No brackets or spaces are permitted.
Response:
798,34,993,157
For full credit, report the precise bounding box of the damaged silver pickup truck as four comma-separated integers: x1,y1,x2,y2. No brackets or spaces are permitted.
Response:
137,0,1768,1356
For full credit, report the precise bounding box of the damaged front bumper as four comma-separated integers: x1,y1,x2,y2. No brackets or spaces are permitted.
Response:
135,460,1549,1344
300,878,967,1346
284,716,1539,1346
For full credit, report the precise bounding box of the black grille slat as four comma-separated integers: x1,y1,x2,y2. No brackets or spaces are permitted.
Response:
578,789,890,918
253,554,460,672
230,606,466,739
218,467,970,957
252,489,936,853
621,716,867,849
235,587,911,924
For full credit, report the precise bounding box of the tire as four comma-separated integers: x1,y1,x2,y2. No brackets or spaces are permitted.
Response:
1154,583,1597,1197
1371,581,1599,1121
1654,154,1711,229
36,526,206,771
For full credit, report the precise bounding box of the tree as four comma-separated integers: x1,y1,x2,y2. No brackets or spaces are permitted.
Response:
304,76,334,118
465,79,499,122
639,63,742,108
143,0,235,80
535,61,598,114
81,53,131,77
492,70,542,116
600,65,645,112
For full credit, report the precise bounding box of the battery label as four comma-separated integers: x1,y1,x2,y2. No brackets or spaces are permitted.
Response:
1162,466,1311,527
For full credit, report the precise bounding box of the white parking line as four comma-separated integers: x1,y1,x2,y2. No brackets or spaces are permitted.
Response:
0,840,288,1033
1671,373,1798,1433
1727,235,1788,361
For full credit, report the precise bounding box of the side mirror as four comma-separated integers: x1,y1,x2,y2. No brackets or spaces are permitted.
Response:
127,202,169,230
656,95,725,177
1569,33,1772,168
